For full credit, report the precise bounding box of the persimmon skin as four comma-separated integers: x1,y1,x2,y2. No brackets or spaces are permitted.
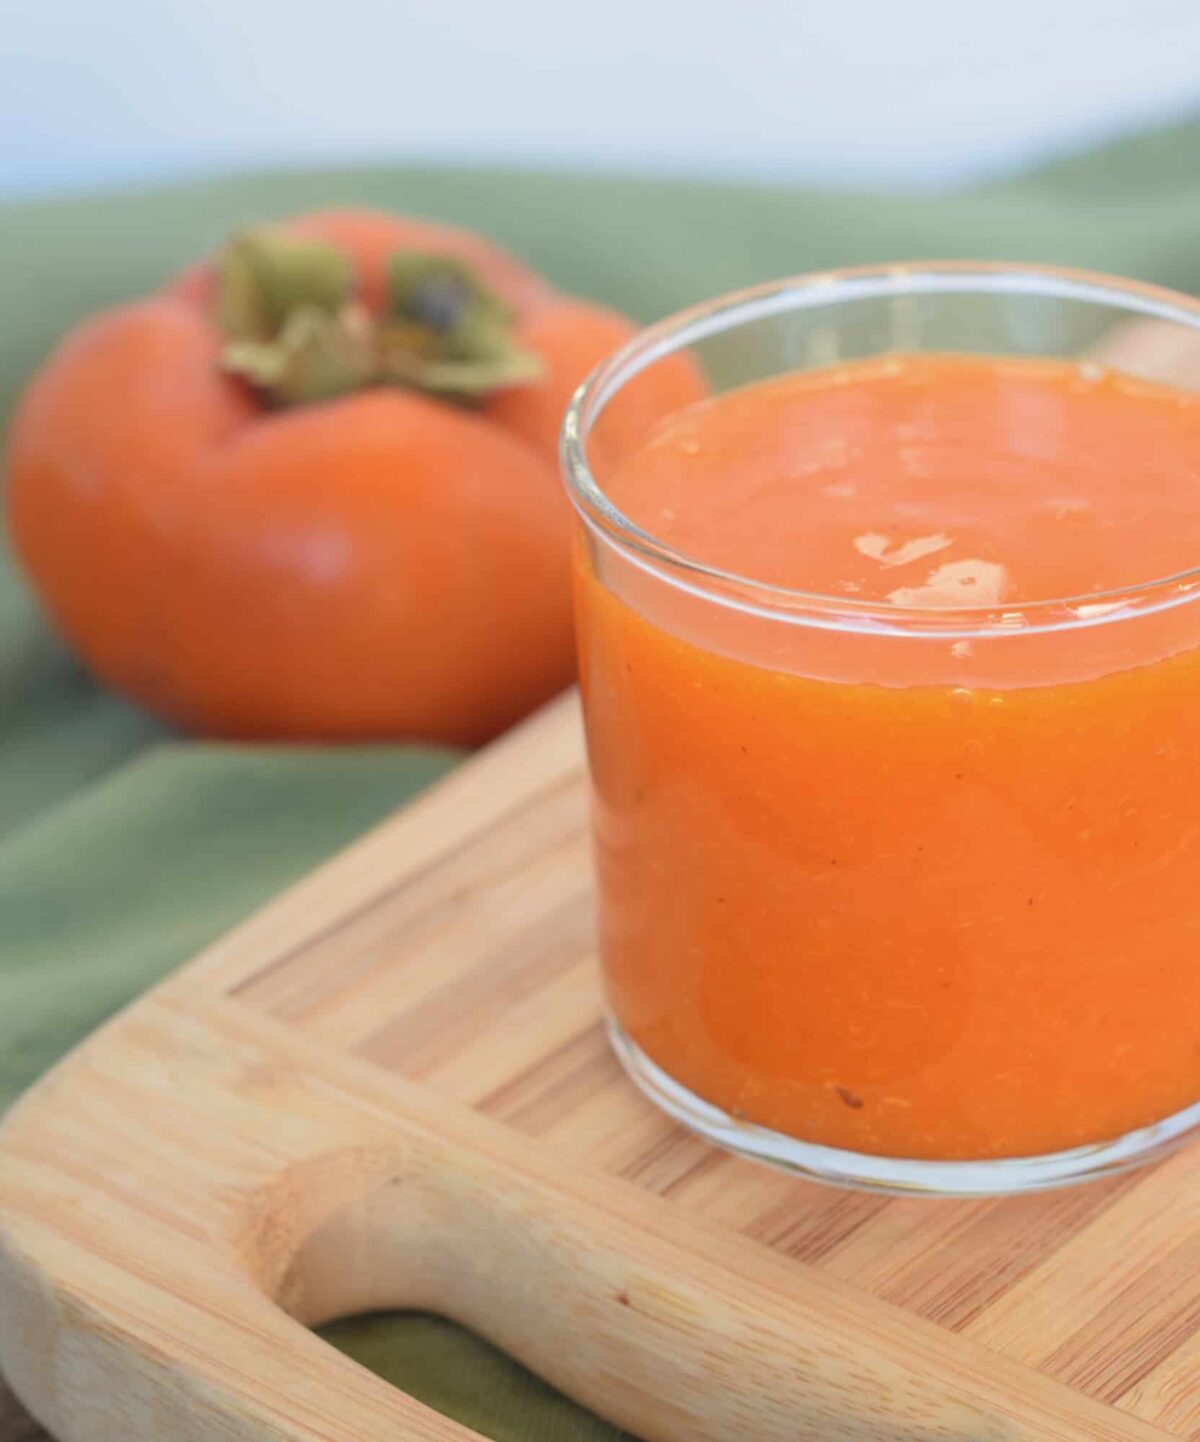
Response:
164,390,573,746
6,298,257,703
488,297,708,465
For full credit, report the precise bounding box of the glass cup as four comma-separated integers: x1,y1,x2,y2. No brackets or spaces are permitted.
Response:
560,263,1200,1195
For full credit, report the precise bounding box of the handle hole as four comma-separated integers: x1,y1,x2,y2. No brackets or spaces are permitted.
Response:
322,1311,636,1442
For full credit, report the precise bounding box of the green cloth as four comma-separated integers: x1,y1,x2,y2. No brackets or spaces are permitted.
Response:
5,115,1200,1439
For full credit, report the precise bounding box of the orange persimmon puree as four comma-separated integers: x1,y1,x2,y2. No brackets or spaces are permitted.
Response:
575,353,1200,1160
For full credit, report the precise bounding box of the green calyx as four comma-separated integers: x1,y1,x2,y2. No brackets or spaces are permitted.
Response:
214,227,541,407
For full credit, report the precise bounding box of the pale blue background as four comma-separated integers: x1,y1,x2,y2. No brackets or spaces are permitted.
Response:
4,0,1200,197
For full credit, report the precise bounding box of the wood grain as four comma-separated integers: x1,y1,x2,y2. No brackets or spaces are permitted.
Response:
0,691,1195,1441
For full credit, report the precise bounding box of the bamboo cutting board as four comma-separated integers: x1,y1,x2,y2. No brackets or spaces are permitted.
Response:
1,691,1199,1442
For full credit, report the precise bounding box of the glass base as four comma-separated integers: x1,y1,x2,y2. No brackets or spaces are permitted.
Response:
607,1019,1200,1197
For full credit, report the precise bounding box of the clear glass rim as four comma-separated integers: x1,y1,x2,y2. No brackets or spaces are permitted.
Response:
560,261,1200,638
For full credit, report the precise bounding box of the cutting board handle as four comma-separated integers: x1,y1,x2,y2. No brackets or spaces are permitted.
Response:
0,982,1164,1442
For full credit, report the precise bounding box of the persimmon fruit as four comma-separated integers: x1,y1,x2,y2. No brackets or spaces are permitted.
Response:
5,209,703,745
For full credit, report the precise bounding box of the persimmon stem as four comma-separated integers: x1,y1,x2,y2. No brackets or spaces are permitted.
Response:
215,227,541,407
